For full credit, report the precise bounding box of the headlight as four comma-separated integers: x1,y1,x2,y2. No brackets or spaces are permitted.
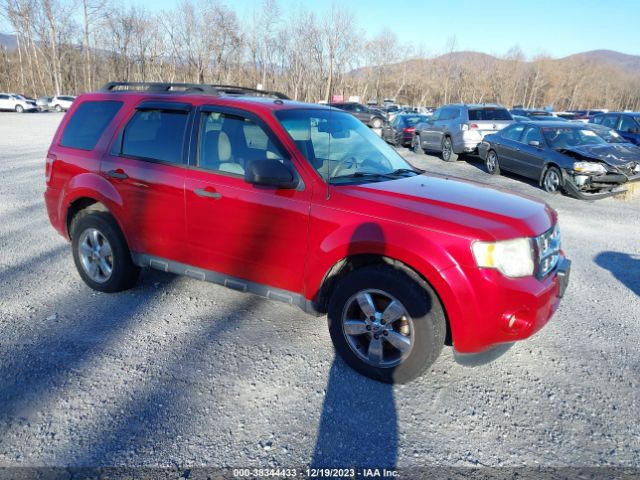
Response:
573,161,606,174
472,238,534,278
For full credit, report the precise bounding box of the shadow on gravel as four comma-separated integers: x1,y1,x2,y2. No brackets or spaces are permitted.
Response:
311,357,397,469
0,268,176,425
594,251,640,296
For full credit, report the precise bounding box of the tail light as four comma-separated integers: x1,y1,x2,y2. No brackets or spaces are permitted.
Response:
45,153,56,183
403,127,415,133
469,123,479,129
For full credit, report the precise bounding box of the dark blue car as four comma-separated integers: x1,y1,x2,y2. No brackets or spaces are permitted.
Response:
478,121,640,200
590,112,640,146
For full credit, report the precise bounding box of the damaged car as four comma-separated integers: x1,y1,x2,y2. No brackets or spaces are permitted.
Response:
478,121,640,199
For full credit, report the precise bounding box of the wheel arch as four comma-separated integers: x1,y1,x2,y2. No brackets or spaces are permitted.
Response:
314,253,453,346
539,162,564,186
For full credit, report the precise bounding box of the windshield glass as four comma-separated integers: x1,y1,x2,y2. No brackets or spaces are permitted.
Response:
402,115,428,126
276,108,416,183
542,127,609,149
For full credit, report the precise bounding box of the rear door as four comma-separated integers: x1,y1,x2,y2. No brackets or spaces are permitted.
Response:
493,123,526,172
102,101,191,263
183,106,311,294
512,125,546,179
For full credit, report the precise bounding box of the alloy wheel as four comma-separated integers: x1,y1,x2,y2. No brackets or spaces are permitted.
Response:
78,228,113,283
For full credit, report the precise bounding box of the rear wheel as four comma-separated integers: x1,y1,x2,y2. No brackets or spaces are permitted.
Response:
441,137,458,162
542,166,563,194
55,104,63,112
328,265,446,384
71,212,140,292
486,150,501,175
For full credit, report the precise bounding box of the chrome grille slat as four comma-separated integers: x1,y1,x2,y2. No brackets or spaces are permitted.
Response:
536,224,561,278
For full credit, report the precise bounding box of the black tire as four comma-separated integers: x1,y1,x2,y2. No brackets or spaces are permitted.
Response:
55,104,63,112
486,149,501,175
371,117,383,129
412,134,424,154
15,105,24,113
542,166,563,194
328,265,446,384
71,211,140,293
441,136,458,162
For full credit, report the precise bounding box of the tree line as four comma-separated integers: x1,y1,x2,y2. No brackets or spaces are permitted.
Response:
1,0,639,111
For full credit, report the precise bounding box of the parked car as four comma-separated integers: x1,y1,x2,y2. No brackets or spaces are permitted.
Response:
510,108,550,118
512,114,530,122
328,102,386,128
527,115,568,122
413,103,513,161
44,81,570,384
586,123,639,147
590,112,640,146
568,109,608,122
478,121,640,199
36,96,54,112
0,93,37,112
381,114,430,147
50,95,76,112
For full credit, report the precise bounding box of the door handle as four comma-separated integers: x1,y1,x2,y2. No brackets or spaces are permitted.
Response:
194,188,221,199
515,147,521,151
106,169,128,180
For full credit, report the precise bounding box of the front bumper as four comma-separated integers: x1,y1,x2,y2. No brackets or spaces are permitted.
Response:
562,170,628,200
445,257,571,354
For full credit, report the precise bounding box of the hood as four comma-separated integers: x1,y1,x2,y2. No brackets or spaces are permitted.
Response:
558,144,640,167
340,174,555,241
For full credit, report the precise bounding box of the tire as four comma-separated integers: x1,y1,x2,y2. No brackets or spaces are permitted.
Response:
441,136,458,162
55,104,63,112
371,117,383,129
15,105,24,113
328,265,446,384
71,211,140,293
542,166,563,194
412,134,424,154
486,150,501,175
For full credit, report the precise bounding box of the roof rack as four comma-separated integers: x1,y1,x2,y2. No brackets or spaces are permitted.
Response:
100,82,289,100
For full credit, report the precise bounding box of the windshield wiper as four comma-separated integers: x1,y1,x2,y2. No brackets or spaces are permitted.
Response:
389,168,422,176
329,172,397,183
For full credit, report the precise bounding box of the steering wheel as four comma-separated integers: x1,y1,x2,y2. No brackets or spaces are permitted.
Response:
330,156,360,178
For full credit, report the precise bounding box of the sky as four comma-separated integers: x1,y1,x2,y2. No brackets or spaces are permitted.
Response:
130,0,640,59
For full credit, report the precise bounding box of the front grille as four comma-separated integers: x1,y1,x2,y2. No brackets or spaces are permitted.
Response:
535,224,561,278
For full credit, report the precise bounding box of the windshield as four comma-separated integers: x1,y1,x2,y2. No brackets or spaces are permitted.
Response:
276,108,417,183
402,115,428,126
542,127,609,149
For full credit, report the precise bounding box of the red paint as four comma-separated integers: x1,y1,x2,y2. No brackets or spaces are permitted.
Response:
45,91,568,353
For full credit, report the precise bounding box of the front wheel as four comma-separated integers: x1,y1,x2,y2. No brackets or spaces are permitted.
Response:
71,212,140,293
328,265,446,384
542,166,563,194
371,117,383,129
412,134,424,154
55,104,63,112
486,150,501,175
15,105,24,113
441,137,459,162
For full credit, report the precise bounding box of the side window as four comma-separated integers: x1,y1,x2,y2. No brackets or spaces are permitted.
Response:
618,116,637,133
522,126,543,144
120,109,188,164
501,124,525,141
0,94,9,100
601,115,618,129
60,100,123,151
198,111,289,176
592,115,603,124
430,109,441,121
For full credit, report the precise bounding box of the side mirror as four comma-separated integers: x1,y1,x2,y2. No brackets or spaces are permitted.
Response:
528,140,541,148
244,159,298,189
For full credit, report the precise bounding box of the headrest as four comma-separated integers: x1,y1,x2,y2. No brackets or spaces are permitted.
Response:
218,132,231,162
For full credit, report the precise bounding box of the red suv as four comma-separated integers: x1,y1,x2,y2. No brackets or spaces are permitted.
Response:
45,82,570,383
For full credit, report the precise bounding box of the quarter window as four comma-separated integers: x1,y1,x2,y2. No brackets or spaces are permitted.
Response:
60,100,123,151
120,109,188,164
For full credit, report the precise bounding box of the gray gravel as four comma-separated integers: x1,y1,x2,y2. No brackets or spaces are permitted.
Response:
0,113,639,475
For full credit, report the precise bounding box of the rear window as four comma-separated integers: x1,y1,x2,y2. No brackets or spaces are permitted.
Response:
468,108,512,121
60,100,123,150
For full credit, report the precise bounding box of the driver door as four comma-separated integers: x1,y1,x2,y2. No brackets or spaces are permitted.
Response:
184,107,311,294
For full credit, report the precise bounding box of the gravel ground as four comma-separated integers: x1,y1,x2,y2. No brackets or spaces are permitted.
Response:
0,113,638,477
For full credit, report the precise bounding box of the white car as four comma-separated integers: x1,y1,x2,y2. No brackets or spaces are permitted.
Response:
0,93,37,113
50,95,75,112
